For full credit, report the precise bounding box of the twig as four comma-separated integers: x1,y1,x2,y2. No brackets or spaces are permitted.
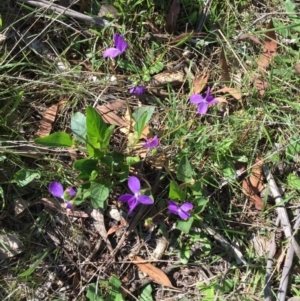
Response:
263,166,300,259
91,209,113,253
263,166,300,301
195,223,247,265
264,216,280,301
196,0,214,32
17,0,112,27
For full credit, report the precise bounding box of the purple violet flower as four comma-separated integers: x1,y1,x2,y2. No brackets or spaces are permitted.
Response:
143,135,159,149
49,181,76,209
189,87,218,115
118,176,153,214
167,200,193,220
129,86,146,95
103,33,128,58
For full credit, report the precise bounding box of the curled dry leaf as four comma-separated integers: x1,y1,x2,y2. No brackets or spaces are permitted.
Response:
237,34,262,46
96,100,128,127
192,73,209,94
151,70,185,87
36,105,58,138
257,18,277,70
131,255,174,288
254,78,268,96
214,96,228,103
40,198,89,218
294,62,300,76
242,159,264,210
98,4,118,18
216,87,242,101
106,219,128,236
166,0,180,33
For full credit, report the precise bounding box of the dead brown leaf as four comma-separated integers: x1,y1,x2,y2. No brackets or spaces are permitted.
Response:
151,70,185,87
219,48,230,82
192,73,209,94
96,101,128,127
257,19,277,70
242,159,264,210
249,159,264,192
216,87,242,101
40,198,89,218
107,219,128,236
131,255,174,288
80,0,88,13
72,271,80,289
238,34,262,46
294,62,300,75
36,105,58,137
166,0,180,33
214,97,228,103
254,78,268,96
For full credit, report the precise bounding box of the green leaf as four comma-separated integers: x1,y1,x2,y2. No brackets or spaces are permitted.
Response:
102,124,115,150
90,183,110,209
126,156,140,165
71,112,87,143
19,249,50,277
100,156,113,176
191,181,204,197
176,217,194,233
177,156,193,183
286,137,300,161
221,161,235,180
169,181,186,201
86,283,104,301
195,198,209,214
34,132,73,147
13,169,40,187
73,159,98,175
132,107,155,126
149,61,164,75
106,275,124,301
140,284,153,301
117,59,139,72
133,111,148,139
179,244,190,264
285,0,296,14
287,174,300,190
86,106,107,149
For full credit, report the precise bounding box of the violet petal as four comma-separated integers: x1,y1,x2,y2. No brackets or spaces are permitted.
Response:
129,86,146,95
180,202,194,212
118,194,135,203
103,48,121,58
197,102,209,115
143,135,159,149
167,200,180,214
128,198,139,214
178,209,191,220
114,34,128,52
137,195,153,205
68,187,76,197
65,202,73,210
128,176,140,194
49,181,64,199
190,94,204,104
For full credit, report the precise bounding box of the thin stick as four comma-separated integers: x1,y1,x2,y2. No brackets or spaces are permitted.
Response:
17,0,111,27
263,166,300,301
264,216,280,301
